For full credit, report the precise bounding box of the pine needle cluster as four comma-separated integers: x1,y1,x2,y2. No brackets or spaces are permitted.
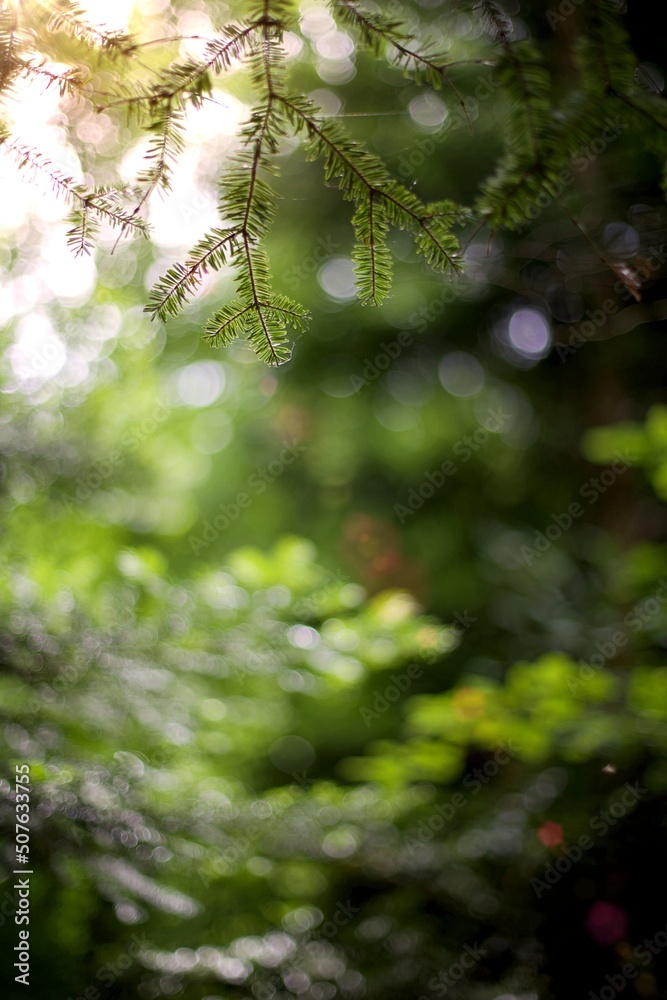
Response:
1,0,666,364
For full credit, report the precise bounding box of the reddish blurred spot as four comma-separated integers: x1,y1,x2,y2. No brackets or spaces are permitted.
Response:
260,376,278,397
537,821,564,847
586,901,628,945
340,513,427,598
371,552,401,574
272,404,310,443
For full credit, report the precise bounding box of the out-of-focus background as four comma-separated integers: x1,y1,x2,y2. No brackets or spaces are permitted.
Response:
2,1,667,998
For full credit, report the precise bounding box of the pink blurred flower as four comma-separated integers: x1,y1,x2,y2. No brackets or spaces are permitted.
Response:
586,901,628,945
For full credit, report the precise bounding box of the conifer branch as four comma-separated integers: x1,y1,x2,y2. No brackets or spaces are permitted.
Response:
203,301,253,346
147,228,241,321
610,90,667,135
0,2,19,93
475,2,547,165
203,3,305,365
109,103,185,252
2,0,663,364
46,0,137,57
585,0,667,135
231,118,295,361
69,188,150,255
472,3,558,230
101,24,257,115
1,141,148,254
142,3,301,364
2,140,84,201
331,0,472,129
241,235,279,364
135,105,185,204
352,191,392,306
281,96,462,272
13,58,89,98
563,208,642,302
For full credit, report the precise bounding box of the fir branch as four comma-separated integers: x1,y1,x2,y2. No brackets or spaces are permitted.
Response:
219,97,286,362
472,2,556,230
99,9,288,351
478,161,556,231
475,3,549,164
3,0,659,366
240,234,282,366
203,289,308,366
0,2,19,92
136,105,185,202
610,90,667,136
332,0,472,130
109,104,185,252
583,0,667,135
101,23,257,115
281,96,462,272
329,0,409,53
563,208,642,302
68,187,150,255
244,0,299,28
475,0,512,45
146,228,241,321
203,300,254,347
1,141,148,252
195,4,303,365
46,0,136,57
352,192,392,306
578,0,667,205
4,140,89,203
221,101,285,238
13,58,90,98
584,0,634,95
67,195,95,256
86,188,150,234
